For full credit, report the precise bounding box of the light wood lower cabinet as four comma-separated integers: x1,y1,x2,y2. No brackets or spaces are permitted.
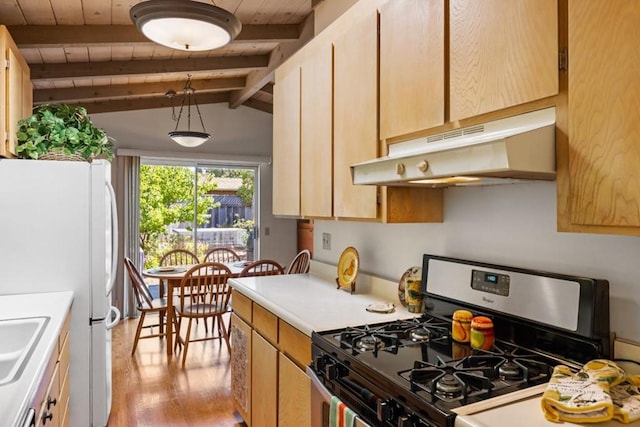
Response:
230,313,252,425
252,331,278,427
231,291,311,427
32,310,70,427
278,353,310,427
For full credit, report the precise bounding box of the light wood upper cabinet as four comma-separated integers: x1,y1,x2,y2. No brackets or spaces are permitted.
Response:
380,0,445,141
449,0,558,122
272,65,301,217
562,1,640,231
300,44,333,218
1,25,32,158
333,8,378,219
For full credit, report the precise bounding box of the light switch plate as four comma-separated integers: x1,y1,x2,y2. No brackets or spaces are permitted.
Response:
322,233,331,250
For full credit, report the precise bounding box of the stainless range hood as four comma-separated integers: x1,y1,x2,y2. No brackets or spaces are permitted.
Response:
351,107,556,187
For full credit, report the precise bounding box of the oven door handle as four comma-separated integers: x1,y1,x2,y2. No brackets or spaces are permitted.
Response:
306,366,373,427
307,366,333,402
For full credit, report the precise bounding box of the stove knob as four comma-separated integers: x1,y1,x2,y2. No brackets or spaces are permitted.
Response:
377,399,397,423
397,414,422,427
315,355,327,371
325,362,345,380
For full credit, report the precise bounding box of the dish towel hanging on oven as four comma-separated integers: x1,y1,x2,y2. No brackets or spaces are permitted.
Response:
541,359,626,423
329,395,358,427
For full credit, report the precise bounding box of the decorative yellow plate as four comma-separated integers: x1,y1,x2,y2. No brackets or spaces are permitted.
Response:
398,266,422,308
337,246,359,291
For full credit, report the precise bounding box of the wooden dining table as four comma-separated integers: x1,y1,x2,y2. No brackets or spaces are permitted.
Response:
142,261,248,356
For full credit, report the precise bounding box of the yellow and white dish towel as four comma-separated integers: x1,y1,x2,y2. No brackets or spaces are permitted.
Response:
541,359,626,423
610,374,640,423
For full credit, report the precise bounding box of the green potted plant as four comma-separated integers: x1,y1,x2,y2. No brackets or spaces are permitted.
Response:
15,103,114,161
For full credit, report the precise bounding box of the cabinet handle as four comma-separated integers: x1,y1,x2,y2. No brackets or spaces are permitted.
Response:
41,412,53,425
47,396,57,410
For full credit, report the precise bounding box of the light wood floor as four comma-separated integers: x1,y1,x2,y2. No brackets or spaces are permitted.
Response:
109,315,246,427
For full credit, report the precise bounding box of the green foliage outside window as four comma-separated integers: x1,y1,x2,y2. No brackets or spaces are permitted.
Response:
139,165,218,268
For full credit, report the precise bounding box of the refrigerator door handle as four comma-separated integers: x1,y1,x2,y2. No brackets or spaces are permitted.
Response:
106,181,119,297
105,306,121,330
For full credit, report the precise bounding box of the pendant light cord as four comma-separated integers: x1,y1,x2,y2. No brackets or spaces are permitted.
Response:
172,75,207,133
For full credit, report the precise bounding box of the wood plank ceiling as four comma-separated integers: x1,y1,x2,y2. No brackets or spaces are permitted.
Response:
0,0,316,114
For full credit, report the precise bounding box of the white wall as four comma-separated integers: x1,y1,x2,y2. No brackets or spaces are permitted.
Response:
313,182,640,342
91,104,298,266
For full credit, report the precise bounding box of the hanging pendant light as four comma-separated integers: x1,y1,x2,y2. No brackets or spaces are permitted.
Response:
130,0,242,51
167,76,210,148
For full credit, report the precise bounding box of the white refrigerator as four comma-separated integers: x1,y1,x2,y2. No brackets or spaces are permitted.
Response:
0,158,120,427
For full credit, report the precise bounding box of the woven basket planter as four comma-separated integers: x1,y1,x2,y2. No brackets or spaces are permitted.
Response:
38,151,89,162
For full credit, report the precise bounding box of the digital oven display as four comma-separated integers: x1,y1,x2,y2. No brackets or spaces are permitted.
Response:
471,269,510,296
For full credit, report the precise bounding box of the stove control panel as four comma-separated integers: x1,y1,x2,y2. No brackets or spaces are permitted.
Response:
471,269,510,296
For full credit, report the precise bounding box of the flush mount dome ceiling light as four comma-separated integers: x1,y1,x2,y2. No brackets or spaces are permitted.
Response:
167,76,210,148
130,0,242,51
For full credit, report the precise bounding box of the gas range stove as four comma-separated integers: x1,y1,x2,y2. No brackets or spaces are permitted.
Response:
310,255,611,427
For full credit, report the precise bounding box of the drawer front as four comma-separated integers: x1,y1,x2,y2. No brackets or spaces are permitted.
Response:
232,291,253,324
279,320,311,368
253,304,278,344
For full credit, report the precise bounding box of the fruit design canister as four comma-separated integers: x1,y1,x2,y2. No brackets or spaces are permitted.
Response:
470,316,495,350
452,310,473,343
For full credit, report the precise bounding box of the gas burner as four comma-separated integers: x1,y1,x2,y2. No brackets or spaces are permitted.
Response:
399,358,494,403
409,326,432,342
355,335,384,352
498,361,523,380
435,374,463,398
338,324,400,355
465,343,554,383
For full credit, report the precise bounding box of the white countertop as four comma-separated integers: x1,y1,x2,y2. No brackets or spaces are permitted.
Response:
0,291,74,427
455,393,628,427
228,273,418,336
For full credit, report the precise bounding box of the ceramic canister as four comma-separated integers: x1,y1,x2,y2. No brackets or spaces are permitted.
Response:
452,310,473,343
405,276,424,313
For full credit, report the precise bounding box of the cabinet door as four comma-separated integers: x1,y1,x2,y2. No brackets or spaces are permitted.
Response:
7,48,23,157
333,8,378,219
449,0,558,121
567,1,640,228
230,313,252,425
300,44,333,218
272,65,301,216
278,353,310,427
380,0,445,140
252,331,278,427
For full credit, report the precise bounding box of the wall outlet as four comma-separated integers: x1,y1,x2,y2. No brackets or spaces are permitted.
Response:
322,233,331,250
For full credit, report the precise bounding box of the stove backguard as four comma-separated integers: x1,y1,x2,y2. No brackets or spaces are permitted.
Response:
420,254,610,364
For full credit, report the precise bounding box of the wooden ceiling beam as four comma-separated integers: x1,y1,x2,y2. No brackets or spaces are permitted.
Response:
260,83,274,95
228,11,314,109
83,93,230,114
243,98,273,114
8,24,300,48
34,77,246,104
30,55,269,81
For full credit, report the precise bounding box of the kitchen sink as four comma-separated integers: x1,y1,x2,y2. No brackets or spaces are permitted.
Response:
0,317,50,386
